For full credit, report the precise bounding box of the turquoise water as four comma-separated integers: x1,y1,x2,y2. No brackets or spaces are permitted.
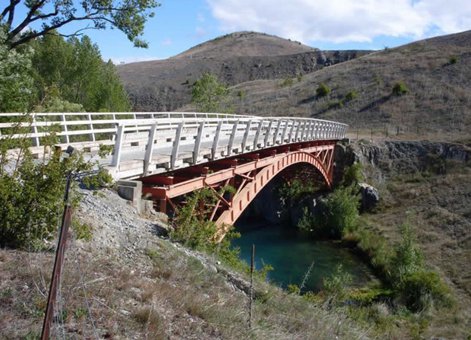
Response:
232,222,374,292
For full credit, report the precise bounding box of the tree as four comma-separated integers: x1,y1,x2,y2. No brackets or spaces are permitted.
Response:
0,28,34,112
31,33,130,112
1,0,160,49
192,73,229,112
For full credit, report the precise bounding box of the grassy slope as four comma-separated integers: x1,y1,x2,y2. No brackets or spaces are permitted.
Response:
0,189,369,340
224,30,471,141
353,140,471,338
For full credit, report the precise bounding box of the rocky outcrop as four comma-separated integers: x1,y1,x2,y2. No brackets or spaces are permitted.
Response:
353,140,471,182
358,182,380,211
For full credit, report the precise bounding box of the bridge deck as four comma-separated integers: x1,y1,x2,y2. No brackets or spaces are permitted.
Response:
0,112,347,180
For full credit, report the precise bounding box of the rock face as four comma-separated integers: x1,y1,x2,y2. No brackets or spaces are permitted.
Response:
354,140,471,182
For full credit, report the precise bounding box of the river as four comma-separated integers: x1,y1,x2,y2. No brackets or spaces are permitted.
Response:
232,221,374,292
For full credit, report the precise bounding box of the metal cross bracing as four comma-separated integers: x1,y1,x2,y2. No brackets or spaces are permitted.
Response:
141,140,337,239
0,112,347,181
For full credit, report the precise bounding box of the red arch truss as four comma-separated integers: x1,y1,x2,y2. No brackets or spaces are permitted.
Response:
141,141,336,238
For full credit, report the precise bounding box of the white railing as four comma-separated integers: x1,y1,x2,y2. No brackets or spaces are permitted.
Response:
0,112,348,178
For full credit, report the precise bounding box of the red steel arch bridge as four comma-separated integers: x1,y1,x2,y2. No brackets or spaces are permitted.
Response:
0,112,347,234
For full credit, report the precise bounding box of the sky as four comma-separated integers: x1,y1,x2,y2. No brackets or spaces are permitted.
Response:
10,0,471,64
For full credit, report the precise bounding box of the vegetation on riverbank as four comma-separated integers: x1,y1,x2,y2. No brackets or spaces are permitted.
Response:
284,163,456,337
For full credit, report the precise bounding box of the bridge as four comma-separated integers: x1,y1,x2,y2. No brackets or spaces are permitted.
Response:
0,112,347,232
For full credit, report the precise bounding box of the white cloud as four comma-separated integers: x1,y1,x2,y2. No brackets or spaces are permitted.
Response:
161,38,173,46
109,56,163,64
206,0,471,43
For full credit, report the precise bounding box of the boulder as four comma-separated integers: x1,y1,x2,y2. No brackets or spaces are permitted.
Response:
358,182,380,211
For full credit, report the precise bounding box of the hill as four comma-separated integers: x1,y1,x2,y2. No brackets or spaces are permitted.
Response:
220,30,471,141
117,31,369,111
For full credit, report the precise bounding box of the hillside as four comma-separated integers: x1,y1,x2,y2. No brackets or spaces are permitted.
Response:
0,189,370,339
117,31,369,111
220,30,471,141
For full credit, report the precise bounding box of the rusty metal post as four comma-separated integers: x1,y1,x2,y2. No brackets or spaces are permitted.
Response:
41,172,73,340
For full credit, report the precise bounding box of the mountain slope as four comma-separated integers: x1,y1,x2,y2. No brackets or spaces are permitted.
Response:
221,30,471,141
118,31,369,111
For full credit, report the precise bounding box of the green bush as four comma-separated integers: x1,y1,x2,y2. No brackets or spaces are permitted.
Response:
279,178,315,205
342,163,364,187
279,77,294,87
323,264,352,300
391,222,424,283
72,221,93,241
345,90,358,101
392,82,409,96
449,56,458,64
316,83,331,97
323,186,360,238
399,271,453,312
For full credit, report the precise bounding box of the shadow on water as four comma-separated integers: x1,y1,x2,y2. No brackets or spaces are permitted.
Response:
232,220,375,292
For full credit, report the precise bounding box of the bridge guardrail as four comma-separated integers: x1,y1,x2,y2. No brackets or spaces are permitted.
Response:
0,112,348,176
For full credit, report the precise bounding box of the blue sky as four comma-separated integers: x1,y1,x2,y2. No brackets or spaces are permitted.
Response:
9,0,471,63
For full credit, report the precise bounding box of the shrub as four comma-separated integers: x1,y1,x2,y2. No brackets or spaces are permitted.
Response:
399,270,453,312
391,222,424,283
345,90,358,101
279,178,315,205
72,221,93,241
323,264,352,300
449,56,458,64
316,83,331,97
392,82,409,96
280,77,294,87
342,163,364,187
323,186,360,238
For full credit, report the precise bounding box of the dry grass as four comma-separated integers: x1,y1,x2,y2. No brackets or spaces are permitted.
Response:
353,142,471,338
0,234,371,339
227,31,471,142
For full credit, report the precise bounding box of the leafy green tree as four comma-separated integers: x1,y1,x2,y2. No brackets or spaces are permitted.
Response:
0,28,34,112
31,34,130,112
192,73,229,112
1,0,160,49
